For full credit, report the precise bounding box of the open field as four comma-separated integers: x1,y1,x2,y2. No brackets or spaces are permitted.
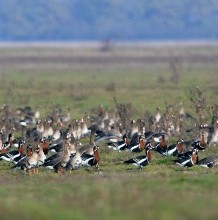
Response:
0,43,218,219
0,43,218,117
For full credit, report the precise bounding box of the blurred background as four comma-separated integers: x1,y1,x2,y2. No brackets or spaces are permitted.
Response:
0,0,218,118
0,0,218,42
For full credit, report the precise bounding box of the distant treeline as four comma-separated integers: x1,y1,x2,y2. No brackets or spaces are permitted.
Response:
0,0,218,41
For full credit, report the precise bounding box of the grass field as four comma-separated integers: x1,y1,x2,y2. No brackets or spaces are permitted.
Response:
0,43,218,220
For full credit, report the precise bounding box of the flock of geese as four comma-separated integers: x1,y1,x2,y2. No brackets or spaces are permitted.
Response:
0,102,217,175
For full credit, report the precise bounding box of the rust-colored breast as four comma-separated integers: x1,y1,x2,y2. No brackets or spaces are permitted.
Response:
41,142,49,154
94,150,100,163
192,152,198,164
126,138,130,145
200,135,206,148
139,139,145,150
19,145,25,155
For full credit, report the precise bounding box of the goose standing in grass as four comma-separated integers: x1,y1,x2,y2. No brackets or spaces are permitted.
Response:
124,147,152,168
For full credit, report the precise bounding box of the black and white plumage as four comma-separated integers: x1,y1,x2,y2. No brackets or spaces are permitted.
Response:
124,147,152,168
177,139,195,153
177,149,193,160
192,134,207,151
0,140,25,163
160,140,184,156
106,134,129,151
129,132,140,145
154,134,168,155
48,138,64,153
48,132,71,153
81,146,100,169
175,148,198,167
128,135,145,153
197,156,218,168
11,144,33,169
145,136,160,151
1,133,14,150
93,128,119,144
144,131,155,141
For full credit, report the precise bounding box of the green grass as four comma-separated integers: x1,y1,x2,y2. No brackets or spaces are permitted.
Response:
0,45,218,118
1,145,218,220
1,155,218,220
0,45,218,219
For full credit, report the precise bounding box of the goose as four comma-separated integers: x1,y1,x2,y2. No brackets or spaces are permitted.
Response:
197,155,218,168
175,148,198,167
0,140,25,163
80,116,91,138
37,144,46,167
11,144,33,168
144,131,155,141
124,147,152,168
128,135,146,153
22,146,40,175
145,136,160,151
192,134,207,151
48,132,71,153
43,140,71,173
106,134,130,151
81,145,100,169
164,140,185,156
66,142,83,172
155,134,168,155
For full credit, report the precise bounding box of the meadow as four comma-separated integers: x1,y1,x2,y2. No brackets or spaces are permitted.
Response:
0,43,218,219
